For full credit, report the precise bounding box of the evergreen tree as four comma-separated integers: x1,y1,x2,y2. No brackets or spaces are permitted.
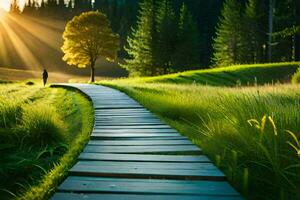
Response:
10,0,21,14
74,0,92,15
240,0,266,63
122,0,156,76
22,0,36,16
37,0,47,16
155,0,177,74
273,0,299,62
173,3,200,71
296,0,300,61
212,0,243,66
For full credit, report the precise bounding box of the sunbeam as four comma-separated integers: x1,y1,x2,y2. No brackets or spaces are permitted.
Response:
1,16,42,69
0,0,27,12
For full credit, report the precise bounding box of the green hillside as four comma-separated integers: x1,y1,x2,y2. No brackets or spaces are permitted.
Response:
121,62,300,86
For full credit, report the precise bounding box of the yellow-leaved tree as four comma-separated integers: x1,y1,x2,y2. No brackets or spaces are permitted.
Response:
62,11,119,82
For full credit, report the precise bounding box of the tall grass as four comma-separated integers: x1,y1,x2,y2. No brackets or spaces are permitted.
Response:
18,105,66,147
110,62,300,86
0,82,93,199
101,82,300,199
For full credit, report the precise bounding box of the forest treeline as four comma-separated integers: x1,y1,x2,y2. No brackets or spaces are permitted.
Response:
9,0,300,76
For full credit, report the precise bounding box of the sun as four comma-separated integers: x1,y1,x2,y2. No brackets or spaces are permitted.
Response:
0,1,11,12
0,0,27,12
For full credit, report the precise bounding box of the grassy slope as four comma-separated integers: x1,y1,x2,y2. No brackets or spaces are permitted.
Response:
0,82,94,199
0,67,111,83
116,62,300,86
100,63,300,199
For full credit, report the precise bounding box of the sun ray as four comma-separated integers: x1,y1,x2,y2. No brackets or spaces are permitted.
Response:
1,17,42,70
7,14,63,50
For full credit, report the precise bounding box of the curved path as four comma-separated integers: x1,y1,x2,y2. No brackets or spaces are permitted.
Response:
52,84,242,200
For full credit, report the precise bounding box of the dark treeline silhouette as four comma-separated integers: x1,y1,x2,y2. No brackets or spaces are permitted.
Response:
8,0,300,77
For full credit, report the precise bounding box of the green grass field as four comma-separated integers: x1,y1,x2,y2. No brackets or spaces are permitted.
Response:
115,62,300,86
0,81,93,200
100,62,300,199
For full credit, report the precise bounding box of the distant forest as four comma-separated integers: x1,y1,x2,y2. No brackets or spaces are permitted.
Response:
5,0,300,76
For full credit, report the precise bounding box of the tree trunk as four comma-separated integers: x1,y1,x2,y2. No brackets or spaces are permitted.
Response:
295,0,300,61
90,61,95,83
268,0,275,62
296,35,300,61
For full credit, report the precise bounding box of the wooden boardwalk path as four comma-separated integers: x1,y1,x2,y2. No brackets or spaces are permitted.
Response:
52,84,242,200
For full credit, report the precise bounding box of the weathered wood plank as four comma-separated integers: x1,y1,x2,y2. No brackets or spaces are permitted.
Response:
83,145,200,153
94,125,172,129
74,161,215,170
94,110,151,114
88,139,193,146
91,136,189,140
57,177,239,196
92,129,178,133
78,153,210,162
94,120,161,124
90,134,184,140
53,193,242,200
94,118,162,122
70,161,225,181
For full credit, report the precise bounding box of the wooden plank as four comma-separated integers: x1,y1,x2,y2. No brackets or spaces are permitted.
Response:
94,106,143,110
94,122,165,126
92,102,140,105
94,112,152,115
95,108,149,111
94,120,162,124
78,153,210,162
83,145,200,153
88,139,193,146
74,161,214,169
94,119,164,123
95,115,157,118
69,166,224,180
92,129,178,133
94,111,153,114
91,136,188,140
94,110,150,113
95,115,158,118
57,177,239,196
53,193,242,200
90,134,183,140
94,125,172,129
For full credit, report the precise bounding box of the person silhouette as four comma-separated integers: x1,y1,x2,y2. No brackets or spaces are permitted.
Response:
43,69,48,87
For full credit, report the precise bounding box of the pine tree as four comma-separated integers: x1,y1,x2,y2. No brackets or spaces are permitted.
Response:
155,0,177,74
122,0,156,76
240,0,266,63
37,0,47,16
22,0,36,16
296,0,300,61
273,0,299,62
10,0,21,14
173,3,200,71
74,0,92,15
212,0,243,66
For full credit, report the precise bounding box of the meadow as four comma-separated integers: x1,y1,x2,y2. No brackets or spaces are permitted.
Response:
0,81,93,200
101,62,300,199
120,62,300,86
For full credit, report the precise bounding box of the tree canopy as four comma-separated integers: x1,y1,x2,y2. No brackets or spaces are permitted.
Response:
62,11,119,82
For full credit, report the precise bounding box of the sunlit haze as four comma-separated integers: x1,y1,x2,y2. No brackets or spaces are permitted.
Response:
0,0,27,11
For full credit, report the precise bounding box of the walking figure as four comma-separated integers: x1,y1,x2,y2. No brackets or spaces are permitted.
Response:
43,69,48,87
